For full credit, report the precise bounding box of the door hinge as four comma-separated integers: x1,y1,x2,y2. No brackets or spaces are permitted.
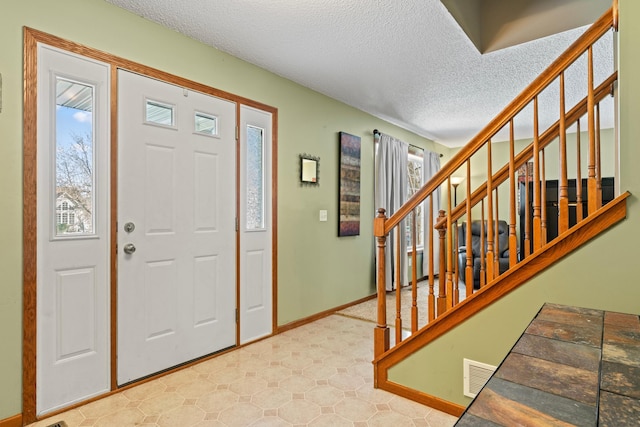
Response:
236,126,239,141
236,217,239,231
235,308,239,323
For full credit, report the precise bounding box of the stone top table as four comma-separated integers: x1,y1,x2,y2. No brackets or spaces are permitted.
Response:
456,302,640,426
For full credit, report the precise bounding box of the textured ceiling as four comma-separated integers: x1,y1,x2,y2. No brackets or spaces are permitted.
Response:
105,0,614,147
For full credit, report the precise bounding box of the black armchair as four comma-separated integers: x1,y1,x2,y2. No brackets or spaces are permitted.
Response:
457,220,512,289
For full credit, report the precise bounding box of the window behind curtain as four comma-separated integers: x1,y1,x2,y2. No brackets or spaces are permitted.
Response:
374,140,424,249
407,145,424,249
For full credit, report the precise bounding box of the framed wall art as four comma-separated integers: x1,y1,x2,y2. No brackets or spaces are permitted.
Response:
338,132,361,236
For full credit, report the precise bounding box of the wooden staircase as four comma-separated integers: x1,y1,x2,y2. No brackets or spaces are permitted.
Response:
372,1,629,416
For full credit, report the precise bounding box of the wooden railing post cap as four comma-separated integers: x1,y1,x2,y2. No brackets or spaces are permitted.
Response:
377,208,387,218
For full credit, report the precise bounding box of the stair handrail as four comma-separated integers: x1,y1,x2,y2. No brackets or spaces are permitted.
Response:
437,71,617,229
381,4,617,235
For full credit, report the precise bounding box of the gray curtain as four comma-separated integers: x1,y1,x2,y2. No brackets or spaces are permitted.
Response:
375,133,408,291
422,151,441,276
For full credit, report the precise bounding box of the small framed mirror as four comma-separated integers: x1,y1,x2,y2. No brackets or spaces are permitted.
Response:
300,154,320,186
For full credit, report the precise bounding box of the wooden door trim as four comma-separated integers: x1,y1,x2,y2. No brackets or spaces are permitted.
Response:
22,26,279,424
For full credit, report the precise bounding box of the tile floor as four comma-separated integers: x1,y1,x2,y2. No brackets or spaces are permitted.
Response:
29,315,458,427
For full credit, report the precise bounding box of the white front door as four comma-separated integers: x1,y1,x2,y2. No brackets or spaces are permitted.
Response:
117,70,237,384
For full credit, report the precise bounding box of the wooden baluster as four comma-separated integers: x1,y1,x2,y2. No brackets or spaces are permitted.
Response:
465,159,474,296
596,103,603,208
485,143,495,284
587,45,598,215
532,96,542,251
558,72,570,234
437,210,447,316
541,150,548,245
480,200,486,288
395,230,402,345
445,177,454,310
373,208,389,359
524,158,531,258
494,189,500,276
508,119,518,267
428,196,435,322
411,210,418,332
576,120,584,222
453,219,459,305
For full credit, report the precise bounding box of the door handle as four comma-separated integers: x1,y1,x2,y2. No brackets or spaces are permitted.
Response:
123,243,136,255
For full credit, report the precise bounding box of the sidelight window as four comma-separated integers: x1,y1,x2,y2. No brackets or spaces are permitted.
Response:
55,77,96,236
246,125,265,230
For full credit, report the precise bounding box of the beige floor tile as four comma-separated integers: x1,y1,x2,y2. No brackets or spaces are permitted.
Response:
94,407,145,427
195,389,239,413
305,384,344,407
78,393,130,419
177,379,221,399
277,400,321,424
217,402,263,427
157,405,206,427
334,396,377,422
121,379,166,401
251,387,292,409
138,391,184,416
279,374,316,393
308,413,353,426
228,376,268,396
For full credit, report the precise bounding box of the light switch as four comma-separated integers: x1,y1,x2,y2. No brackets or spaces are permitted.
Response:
319,210,328,222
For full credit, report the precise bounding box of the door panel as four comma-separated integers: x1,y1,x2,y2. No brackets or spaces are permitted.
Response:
239,105,273,344
36,45,111,415
117,70,236,384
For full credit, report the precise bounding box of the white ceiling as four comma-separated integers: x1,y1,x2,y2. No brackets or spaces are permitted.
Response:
104,0,614,147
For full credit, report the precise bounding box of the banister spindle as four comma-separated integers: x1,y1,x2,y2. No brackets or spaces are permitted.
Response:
465,159,473,296
480,200,486,288
373,208,389,359
485,143,495,284
410,210,418,332
541,150,548,245
532,96,542,251
494,189,500,275
587,45,598,215
508,119,517,267
428,196,435,322
524,158,531,258
596,103,603,207
576,120,584,222
395,230,402,344
437,210,446,316
445,177,454,310
558,72,570,234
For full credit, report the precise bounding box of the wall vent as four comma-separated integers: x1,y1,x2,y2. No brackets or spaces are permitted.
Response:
463,358,496,398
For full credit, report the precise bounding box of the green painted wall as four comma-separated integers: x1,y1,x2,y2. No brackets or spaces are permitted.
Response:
388,0,640,407
0,0,444,419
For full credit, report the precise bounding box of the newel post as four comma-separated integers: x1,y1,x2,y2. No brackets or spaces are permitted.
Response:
373,208,390,364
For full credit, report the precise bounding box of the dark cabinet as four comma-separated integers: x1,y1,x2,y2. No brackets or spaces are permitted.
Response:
518,177,615,257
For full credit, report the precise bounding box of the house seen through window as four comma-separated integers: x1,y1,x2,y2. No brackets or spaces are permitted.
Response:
55,77,95,236
407,145,424,249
